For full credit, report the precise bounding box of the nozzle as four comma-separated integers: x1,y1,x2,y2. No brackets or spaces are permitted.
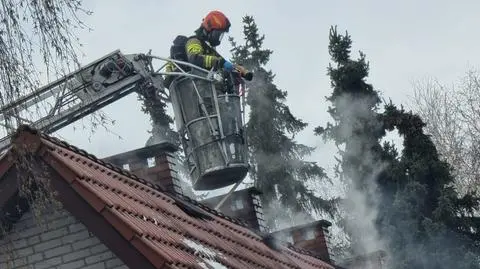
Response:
243,72,253,81
234,64,253,81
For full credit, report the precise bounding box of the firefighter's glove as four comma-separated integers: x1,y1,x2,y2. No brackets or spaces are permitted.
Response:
223,61,234,72
235,65,247,75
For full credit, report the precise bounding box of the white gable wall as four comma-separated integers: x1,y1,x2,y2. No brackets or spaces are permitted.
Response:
0,208,130,269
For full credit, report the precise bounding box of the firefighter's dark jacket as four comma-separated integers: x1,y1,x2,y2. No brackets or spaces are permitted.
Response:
185,37,225,70
164,35,225,88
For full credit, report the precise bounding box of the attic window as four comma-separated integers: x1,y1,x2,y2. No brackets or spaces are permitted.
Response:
122,163,130,171
147,157,156,168
230,198,244,211
303,229,316,240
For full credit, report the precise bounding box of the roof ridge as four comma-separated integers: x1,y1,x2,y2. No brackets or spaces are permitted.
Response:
14,125,256,231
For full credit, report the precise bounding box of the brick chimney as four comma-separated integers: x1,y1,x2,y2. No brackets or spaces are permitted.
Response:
201,187,268,232
339,250,387,269
102,142,184,195
270,220,332,263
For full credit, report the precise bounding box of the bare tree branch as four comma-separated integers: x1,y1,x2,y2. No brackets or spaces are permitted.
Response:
410,69,480,195
0,0,113,136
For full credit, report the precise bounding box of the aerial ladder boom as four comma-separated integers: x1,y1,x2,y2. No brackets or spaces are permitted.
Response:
0,50,174,152
0,47,252,205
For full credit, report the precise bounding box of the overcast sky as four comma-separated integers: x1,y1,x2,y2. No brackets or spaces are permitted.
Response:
52,0,480,195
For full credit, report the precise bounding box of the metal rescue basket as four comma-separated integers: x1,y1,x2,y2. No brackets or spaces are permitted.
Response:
166,61,249,191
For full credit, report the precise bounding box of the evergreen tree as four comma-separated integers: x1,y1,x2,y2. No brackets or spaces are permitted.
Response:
136,88,176,146
230,16,337,229
381,104,480,268
318,25,480,268
315,26,387,255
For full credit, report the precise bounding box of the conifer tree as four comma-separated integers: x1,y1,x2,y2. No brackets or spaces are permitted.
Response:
315,26,387,255
230,16,337,228
380,103,480,268
137,89,176,146
318,25,480,268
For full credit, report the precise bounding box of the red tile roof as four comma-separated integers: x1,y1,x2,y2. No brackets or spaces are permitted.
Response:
1,125,334,269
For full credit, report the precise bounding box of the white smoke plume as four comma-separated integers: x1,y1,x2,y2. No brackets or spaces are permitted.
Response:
266,199,316,231
332,92,389,259
341,167,387,255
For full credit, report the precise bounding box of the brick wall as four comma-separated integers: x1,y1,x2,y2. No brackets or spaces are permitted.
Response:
201,187,268,232
102,142,183,195
270,220,332,263
0,208,129,269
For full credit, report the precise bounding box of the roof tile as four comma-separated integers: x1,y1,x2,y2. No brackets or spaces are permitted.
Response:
9,127,334,269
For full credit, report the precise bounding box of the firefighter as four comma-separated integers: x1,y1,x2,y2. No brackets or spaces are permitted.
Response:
163,11,251,88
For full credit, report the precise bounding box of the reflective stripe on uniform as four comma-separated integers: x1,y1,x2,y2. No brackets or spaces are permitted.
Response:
204,55,214,69
186,39,203,54
185,37,222,70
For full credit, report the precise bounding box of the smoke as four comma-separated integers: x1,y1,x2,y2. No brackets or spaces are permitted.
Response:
246,68,282,122
332,91,480,268
246,69,339,226
332,92,389,259
266,199,316,231
341,167,387,255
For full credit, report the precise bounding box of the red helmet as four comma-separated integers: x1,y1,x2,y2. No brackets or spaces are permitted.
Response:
202,10,231,32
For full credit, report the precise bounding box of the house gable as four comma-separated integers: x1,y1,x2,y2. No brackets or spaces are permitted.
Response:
0,125,334,269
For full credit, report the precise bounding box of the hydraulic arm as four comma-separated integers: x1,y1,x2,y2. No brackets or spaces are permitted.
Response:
0,47,252,197
0,50,168,152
